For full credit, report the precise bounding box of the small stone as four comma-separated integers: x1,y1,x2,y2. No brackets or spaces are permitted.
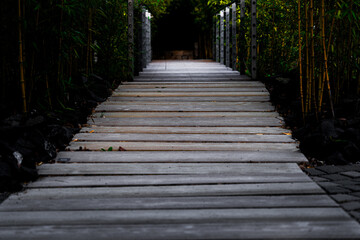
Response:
341,171,360,178
341,201,360,211
331,194,360,203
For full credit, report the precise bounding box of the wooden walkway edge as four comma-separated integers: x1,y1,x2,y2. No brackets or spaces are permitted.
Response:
1,60,360,239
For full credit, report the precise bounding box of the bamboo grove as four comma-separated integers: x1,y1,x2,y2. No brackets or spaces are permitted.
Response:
254,0,360,119
1,0,359,121
0,0,168,118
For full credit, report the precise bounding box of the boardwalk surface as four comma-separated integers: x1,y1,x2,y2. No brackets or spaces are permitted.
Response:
1,60,360,239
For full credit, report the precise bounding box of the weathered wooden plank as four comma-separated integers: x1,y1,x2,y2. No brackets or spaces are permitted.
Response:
91,111,277,118
67,141,298,151
116,88,267,92
55,151,307,163
0,195,337,211
4,183,324,200
88,117,282,127
1,221,360,240
108,96,270,102
139,72,241,76
72,133,295,143
103,101,271,106
95,104,274,112
112,92,269,97
37,163,303,176
133,78,251,82
0,208,350,227
122,81,254,85
28,172,312,188
119,82,264,88
81,126,290,135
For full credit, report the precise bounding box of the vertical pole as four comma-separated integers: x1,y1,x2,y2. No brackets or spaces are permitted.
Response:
216,14,220,62
141,8,147,69
239,0,246,74
220,10,224,65
213,17,216,61
251,0,257,79
232,3,237,71
148,13,152,64
240,0,245,18
135,8,142,75
146,12,150,64
226,7,230,68
128,0,134,78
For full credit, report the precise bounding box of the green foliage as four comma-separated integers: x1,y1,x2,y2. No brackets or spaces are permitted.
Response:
1,0,170,117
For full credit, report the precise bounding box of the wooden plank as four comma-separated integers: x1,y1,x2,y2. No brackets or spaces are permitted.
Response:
108,96,270,102
72,133,295,143
115,88,267,92
0,208,350,227
95,104,274,112
122,81,254,85
112,92,268,97
67,141,299,151
1,221,359,240
4,183,324,200
28,173,312,188
37,163,303,176
0,195,337,211
139,71,242,75
87,117,282,127
119,82,264,88
133,78,250,82
55,151,307,163
91,111,277,118
81,126,290,135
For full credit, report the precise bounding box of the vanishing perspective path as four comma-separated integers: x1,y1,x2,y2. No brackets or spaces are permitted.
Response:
1,60,360,239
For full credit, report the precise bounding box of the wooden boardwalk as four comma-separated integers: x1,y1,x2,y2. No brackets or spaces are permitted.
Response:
1,60,360,239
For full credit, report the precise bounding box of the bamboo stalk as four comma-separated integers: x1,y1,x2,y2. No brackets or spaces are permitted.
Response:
321,0,335,118
318,16,335,112
305,0,310,114
57,0,64,92
45,74,52,109
86,7,93,77
298,0,304,120
309,0,317,117
18,0,27,113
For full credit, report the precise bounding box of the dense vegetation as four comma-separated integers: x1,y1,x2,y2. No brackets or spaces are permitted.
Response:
0,0,169,119
2,0,358,120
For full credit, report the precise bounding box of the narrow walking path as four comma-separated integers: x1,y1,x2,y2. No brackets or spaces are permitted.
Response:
1,60,360,239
